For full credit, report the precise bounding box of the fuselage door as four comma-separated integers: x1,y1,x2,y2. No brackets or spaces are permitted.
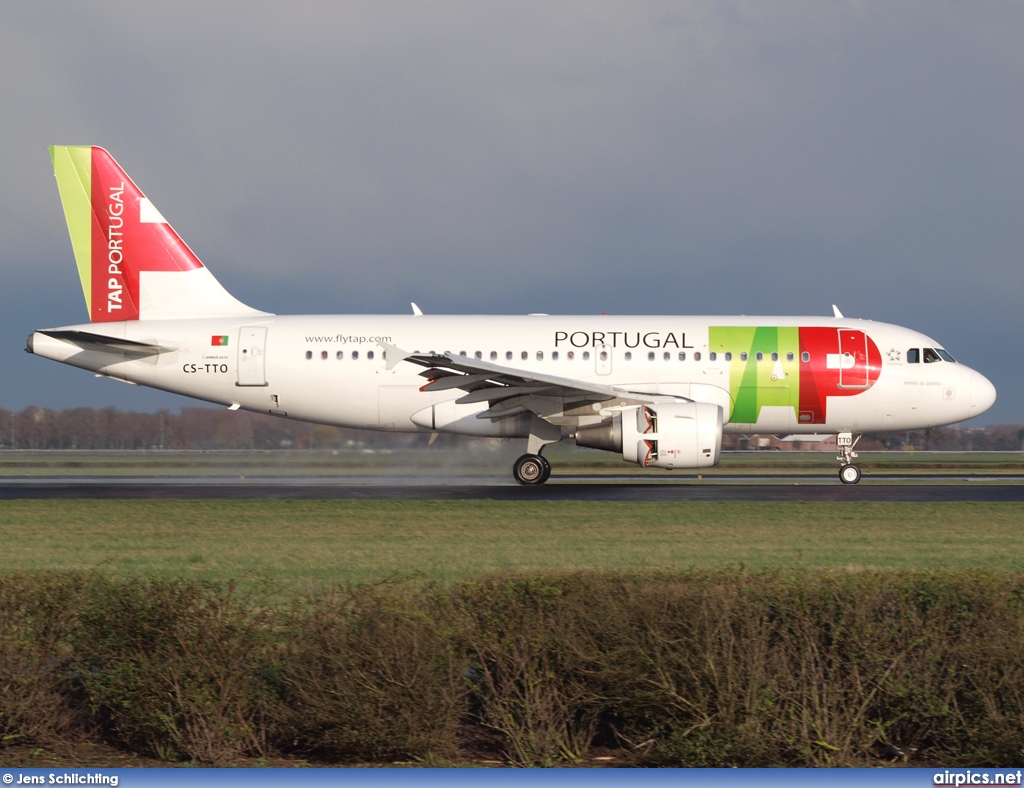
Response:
237,326,268,387
837,329,868,389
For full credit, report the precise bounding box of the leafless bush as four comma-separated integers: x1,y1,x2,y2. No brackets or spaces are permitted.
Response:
3,570,1024,765
0,574,87,747
70,577,278,764
270,581,465,761
450,576,617,766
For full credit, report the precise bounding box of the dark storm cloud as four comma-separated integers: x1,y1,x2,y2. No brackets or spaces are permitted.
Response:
1,2,1022,421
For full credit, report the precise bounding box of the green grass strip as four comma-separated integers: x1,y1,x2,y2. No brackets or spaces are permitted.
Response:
2,500,1023,585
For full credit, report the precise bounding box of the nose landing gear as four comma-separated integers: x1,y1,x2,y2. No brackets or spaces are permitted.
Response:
837,432,862,484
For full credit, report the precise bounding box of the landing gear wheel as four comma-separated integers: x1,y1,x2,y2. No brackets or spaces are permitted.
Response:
839,464,862,485
538,455,552,484
513,454,548,485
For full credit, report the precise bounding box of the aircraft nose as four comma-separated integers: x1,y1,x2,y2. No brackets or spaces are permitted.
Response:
969,371,996,417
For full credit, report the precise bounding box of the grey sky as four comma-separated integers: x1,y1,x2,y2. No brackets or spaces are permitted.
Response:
2,2,1021,423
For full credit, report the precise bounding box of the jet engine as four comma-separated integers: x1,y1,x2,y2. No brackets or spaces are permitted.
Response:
576,402,723,469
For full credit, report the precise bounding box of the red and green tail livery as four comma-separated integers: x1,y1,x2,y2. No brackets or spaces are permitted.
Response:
49,146,262,323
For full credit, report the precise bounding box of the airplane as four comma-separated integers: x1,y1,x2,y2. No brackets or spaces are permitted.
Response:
27,146,997,485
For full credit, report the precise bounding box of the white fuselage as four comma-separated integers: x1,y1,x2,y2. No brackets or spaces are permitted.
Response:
29,314,996,439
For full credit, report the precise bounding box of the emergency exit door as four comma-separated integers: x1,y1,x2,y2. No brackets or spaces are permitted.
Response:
237,326,268,386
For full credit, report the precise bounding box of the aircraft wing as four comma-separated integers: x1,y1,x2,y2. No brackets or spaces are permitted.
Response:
383,343,686,421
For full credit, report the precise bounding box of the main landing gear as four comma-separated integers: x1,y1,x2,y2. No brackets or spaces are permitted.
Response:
513,417,560,485
513,453,551,485
837,432,862,484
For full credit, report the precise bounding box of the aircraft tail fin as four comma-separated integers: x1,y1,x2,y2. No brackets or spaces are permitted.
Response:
49,146,268,322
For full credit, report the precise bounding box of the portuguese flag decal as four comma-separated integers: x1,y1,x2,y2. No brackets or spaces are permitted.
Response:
211,335,229,346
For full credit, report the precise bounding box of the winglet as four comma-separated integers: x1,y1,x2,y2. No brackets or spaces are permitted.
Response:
411,303,423,316
832,305,844,318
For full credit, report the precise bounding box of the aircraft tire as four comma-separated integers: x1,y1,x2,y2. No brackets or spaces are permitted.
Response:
839,463,862,485
538,455,552,484
513,454,547,485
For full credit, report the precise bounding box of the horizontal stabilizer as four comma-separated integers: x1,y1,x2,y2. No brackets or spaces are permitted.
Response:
37,329,175,354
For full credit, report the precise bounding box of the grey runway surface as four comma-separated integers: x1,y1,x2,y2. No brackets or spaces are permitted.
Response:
2,475,1023,501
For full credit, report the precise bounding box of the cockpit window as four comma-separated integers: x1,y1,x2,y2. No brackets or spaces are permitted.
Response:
936,348,956,363
907,348,920,363
923,348,941,363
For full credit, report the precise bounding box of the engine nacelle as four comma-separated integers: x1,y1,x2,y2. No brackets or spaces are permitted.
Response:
576,402,723,469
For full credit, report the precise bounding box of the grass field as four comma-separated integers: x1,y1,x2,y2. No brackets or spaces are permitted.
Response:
2,500,1023,584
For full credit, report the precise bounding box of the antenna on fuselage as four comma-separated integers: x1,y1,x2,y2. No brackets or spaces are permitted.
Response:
411,303,424,316
832,305,844,318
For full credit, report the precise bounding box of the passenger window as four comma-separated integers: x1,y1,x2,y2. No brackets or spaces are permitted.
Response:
771,352,778,362
567,351,575,360
336,351,343,360
679,352,686,361
724,352,732,361
552,351,559,361
648,351,655,361
490,351,497,361
352,351,359,360
663,352,670,361
743,352,750,361
475,351,482,360
801,352,810,362
709,352,717,361
537,351,544,360
600,350,608,361
305,351,312,360
521,351,528,361
321,351,328,360
583,351,591,361
907,348,920,363
624,351,632,361
367,351,374,360
459,350,466,357
924,348,941,363
786,352,794,362
506,351,513,360
693,351,701,361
